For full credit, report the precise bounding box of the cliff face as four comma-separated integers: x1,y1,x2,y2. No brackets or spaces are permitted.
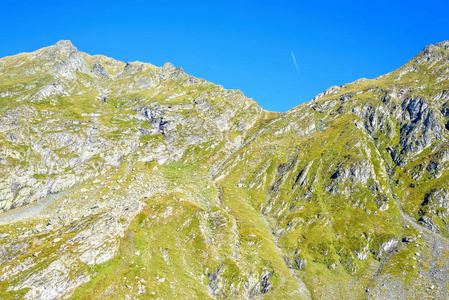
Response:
0,40,449,299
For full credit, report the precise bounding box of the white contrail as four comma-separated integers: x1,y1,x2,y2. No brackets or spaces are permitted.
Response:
291,51,300,74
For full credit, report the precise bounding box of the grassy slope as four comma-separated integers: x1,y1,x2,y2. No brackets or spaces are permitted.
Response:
1,42,449,299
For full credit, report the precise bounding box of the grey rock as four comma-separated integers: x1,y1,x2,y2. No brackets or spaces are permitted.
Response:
295,257,306,270
260,270,273,294
159,62,187,80
208,272,220,293
123,62,145,74
194,99,211,111
52,40,79,57
419,215,440,232
92,61,109,78
402,236,414,243
402,97,428,122
53,50,89,78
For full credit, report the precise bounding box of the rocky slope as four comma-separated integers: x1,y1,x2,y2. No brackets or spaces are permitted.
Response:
1,40,449,299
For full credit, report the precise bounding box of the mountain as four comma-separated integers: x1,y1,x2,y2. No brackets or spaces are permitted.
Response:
0,40,449,299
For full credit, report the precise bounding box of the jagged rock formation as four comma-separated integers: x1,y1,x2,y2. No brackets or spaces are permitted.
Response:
1,40,449,299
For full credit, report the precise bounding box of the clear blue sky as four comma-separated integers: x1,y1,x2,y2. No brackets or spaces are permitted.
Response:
1,0,448,112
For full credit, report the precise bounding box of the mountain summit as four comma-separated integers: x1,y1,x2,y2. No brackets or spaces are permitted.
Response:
0,41,449,299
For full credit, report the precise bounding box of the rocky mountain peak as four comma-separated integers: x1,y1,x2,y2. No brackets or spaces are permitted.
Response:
45,40,90,78
50,40,79,57
159,61,187,80
414,40,449,64
431,40,449,51
162,62,175,71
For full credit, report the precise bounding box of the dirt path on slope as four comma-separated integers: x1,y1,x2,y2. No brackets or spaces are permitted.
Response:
0,191,67,225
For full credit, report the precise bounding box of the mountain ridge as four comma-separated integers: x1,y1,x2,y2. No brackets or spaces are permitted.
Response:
1,40,449,299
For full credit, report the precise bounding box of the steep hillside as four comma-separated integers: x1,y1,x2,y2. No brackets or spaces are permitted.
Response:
0,40,449,299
